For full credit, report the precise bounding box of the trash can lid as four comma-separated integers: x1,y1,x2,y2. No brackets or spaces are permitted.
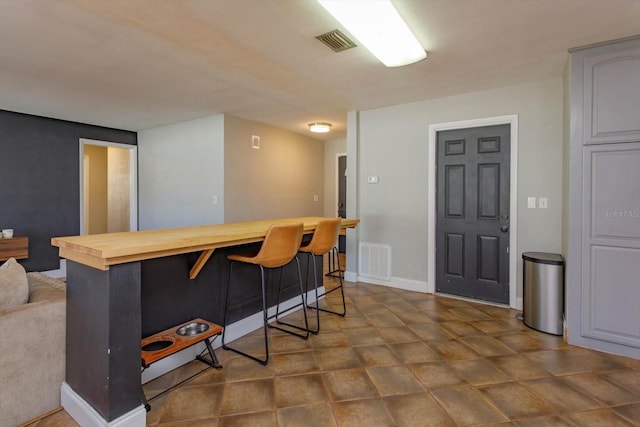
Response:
522,252,564,265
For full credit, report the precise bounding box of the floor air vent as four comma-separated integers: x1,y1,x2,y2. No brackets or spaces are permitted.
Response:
316,29,357,52
359,243,391,280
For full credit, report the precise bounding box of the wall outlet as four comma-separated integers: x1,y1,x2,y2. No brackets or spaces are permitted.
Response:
367,176,379,184
539,197,548,209
527,196,536,209
251,135,260,149
313,195,319,202
212,195,218,204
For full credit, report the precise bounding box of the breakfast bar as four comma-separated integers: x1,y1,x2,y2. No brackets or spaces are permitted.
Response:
52,216,358,426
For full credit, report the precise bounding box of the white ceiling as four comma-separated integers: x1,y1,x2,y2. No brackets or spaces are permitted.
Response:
1,0,640,138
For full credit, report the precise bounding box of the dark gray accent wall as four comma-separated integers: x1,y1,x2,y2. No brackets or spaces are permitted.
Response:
0,110,137,271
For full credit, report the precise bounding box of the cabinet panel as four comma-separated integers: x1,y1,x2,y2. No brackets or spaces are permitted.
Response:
584,47,640,144
582,246,640,346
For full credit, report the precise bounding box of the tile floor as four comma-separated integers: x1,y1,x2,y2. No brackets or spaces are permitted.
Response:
30,274,640,426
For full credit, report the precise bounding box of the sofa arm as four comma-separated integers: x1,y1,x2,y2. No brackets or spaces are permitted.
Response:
0,296,66,426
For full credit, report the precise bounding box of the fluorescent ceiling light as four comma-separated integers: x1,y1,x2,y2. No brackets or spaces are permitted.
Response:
308,122,332,133
317,0,426,67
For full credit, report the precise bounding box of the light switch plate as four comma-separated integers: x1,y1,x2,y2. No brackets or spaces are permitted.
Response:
527,196,536,209
367,176,379,184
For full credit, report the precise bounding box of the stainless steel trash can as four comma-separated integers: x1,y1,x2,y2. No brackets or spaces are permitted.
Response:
522,252,564,336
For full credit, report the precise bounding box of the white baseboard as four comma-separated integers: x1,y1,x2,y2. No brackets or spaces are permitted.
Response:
357,274,428,293
141,286,324,384
61,383,146,427
344,270,357,282
516,296,523,311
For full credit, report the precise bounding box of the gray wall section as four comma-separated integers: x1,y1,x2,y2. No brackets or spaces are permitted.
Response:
352,78,564,300
0,110,136,271
138,115,224,230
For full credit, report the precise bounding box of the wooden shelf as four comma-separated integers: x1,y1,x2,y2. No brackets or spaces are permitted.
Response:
0,236,28,261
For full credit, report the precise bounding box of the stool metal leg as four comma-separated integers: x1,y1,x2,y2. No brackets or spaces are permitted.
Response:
269,256,310,339
306,248,346,317
222,262,271,365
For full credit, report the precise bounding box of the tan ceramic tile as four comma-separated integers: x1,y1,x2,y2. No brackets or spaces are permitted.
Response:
429,339,479,360
377,326,421,343
219,379,274,416
431,386,509,426
488,354,552,381
436,297,473,308
371,292,405,304
365,311,405,328
522,377,601,413
412,299,444,312
314,347,362,371
495,333,548,353
365,365,424,396
460,335,516,357
270,333,313,354
334,315,371,329
271,351,319,376
560,347,629,371
603,369,640,394
409,362,467,389
383,392,456,426
470,319,515,335
481,382,556,419
564,408,635,426
424,309,465,322
514,415,576,426
408,323,455,340
390,341,442,364
522,350,590,376
322,368,378,401
29,408,80,427
218,410,276,427
145,390,171,425
448,357,511,386
309,330,350,349
223,356,274,383
331,398,395,427
343,326,386,346
561,373,640,406
355,344,401,367
612,403,640,425
447,307,493,321
475,305,514,319
440,321,486,338
156,418,218,427
277,403,337,427
390,309,435,325
160,384,224,423
274,373,328,408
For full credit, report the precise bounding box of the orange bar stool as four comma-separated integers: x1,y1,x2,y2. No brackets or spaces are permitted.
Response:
222,223,309,365
299,218,346,334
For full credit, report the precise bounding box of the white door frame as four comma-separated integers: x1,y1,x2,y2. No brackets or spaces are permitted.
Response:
79,138,138,234
428,115,518,309
335,152,347,217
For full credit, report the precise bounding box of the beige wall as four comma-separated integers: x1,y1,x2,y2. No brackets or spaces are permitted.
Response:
107,147,130,233
84,144,108,234
323,138,346,217
224,115,325,222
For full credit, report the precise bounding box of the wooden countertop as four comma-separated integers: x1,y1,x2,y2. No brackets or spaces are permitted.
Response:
52,217,359,272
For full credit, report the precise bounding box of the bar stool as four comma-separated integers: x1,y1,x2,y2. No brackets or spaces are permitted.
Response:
222,223,309,365
299,218,346,334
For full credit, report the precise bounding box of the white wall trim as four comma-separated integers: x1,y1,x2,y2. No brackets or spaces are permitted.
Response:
427,115,519,309
358,275,428,293
61,383,146,427
344,271,357,282
79,138,138,235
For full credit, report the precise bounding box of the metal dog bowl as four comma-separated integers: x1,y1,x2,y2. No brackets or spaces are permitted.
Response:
176,322,209,336
142,336,175,352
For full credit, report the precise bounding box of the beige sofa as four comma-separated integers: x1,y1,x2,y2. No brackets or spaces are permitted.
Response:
0,262,66,427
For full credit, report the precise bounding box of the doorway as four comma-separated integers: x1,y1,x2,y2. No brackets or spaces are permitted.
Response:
428,116,518,308
336,153,347,218
436,125,510,304
80,139,138,235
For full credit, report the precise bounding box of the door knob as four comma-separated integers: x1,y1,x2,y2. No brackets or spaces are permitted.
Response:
500,225,509,233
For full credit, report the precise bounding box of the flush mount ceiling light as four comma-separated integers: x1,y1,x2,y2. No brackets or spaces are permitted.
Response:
308,122,332,133
316,0,427,67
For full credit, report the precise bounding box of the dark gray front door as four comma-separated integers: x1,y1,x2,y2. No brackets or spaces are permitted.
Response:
436,125,510,304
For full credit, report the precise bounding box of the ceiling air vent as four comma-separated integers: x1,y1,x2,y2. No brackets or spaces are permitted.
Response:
316,29,357,52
